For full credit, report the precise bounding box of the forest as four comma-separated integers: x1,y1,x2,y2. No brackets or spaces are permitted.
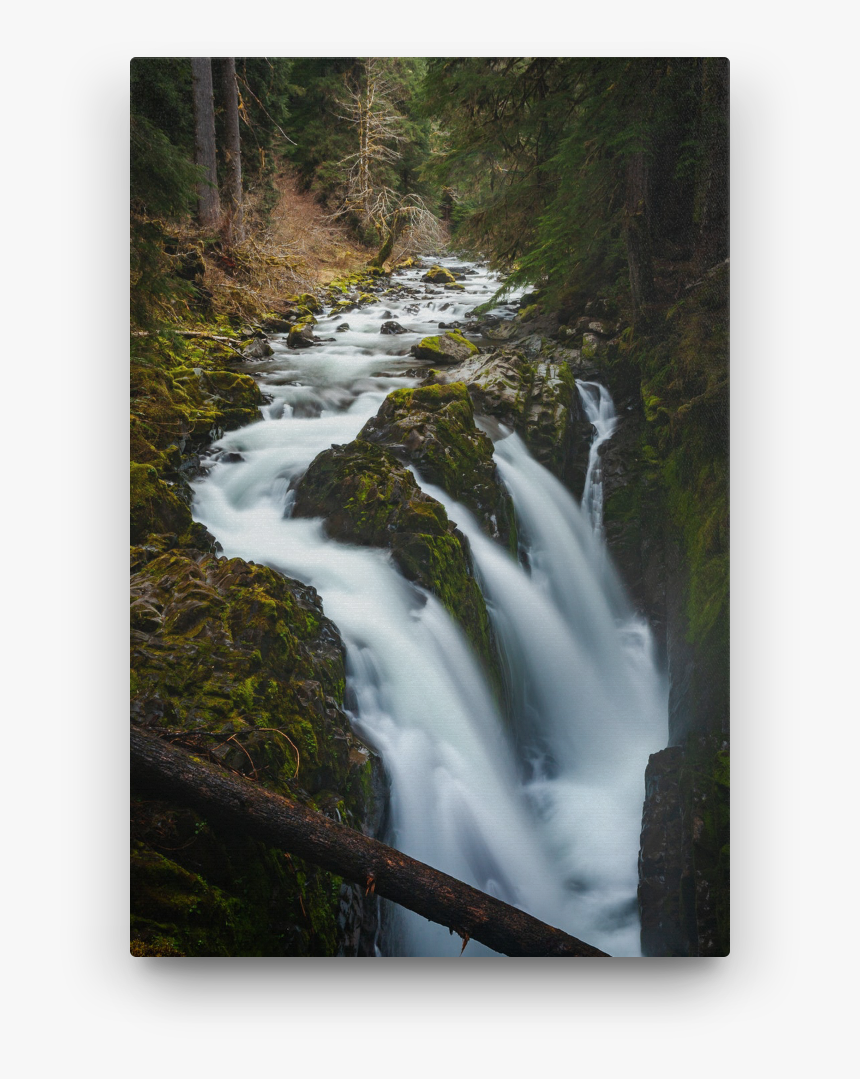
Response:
130,57,728,958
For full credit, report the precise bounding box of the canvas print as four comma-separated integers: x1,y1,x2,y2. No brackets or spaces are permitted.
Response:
130,57,728,957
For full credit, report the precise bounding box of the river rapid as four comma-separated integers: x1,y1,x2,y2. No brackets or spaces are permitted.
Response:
191,257,668,957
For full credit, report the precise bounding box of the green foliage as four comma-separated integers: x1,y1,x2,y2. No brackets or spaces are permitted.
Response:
627,262,729,688
424,58,727,309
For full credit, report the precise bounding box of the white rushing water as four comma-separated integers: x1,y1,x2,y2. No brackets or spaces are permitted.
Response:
576,380,618,539
191,258,667,956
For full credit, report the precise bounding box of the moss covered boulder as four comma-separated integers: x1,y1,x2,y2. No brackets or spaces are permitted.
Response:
130,551,383,956
291,439,496,674
359,382,517,552
410,331,479,364
421,265,457,284
424,348,579,480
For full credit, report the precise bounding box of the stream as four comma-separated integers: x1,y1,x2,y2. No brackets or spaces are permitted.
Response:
191,258,668,957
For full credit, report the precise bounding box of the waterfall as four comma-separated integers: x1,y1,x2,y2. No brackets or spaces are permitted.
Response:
191,258,667,957
576,380,617,538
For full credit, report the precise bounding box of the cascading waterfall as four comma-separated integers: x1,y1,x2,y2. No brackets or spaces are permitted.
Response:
576,380,617,539
191,258,667,957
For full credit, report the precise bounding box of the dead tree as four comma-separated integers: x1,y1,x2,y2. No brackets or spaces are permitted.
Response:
131,727,609,958
333,59,444,267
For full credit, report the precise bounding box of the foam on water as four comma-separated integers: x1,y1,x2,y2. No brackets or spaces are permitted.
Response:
192,258,666,956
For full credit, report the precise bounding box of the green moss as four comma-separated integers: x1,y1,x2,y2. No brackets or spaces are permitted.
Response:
292,439,498,680
359,383,518,555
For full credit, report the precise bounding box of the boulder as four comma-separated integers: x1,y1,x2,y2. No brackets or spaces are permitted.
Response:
297,292,322,313
130,550,382,957
483,321,520,343
262,317,294,333
380,321,408,335
410,331,480,364
291,439,495,671
423,346,583,480
359,382,517,552
336,323,350,333
242,336,274,360
421,265,457,284
288,324,318,349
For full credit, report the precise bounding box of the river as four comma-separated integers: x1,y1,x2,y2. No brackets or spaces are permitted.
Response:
191,257,668,957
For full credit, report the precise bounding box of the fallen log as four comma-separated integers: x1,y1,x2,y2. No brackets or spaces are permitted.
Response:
131,727,609,958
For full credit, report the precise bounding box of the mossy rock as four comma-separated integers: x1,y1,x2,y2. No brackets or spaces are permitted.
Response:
297,292,322,314
410,331,479,365
130,551,384,956
421,265,457,284
359,383,517,552
423,349,577,480
130,462,193,544
292,439,496,673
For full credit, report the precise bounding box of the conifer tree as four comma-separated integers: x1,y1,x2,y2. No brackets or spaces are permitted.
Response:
191,57,221,229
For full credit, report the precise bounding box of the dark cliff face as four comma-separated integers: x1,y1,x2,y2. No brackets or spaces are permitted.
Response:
537,277,728,958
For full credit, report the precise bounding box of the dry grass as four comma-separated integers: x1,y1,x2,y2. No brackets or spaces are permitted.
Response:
167,170,377,324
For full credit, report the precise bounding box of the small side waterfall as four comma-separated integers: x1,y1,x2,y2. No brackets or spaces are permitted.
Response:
576,380,617,538
191,259,667,956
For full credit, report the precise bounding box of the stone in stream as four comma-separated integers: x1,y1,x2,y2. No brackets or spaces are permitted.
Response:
410,331,480,364
358,381,517,555
288,324,318,349
242,335,274,359
336,323,350,333
421,265,457,284
291,439,497,676
421,345,590,480
380,321,408,335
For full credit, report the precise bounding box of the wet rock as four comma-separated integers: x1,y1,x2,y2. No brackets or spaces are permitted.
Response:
423,347,582,480
483,320,520,343
292,439,496,671
638,747,696,957
520,334,542,357
262,317,294,333
380,321,408,335
410,331,480,364
288,324,318,349
359,382,518,552
130,550,383,957
336,323,350,333
297,292,322,314
242,336,274,360
421,265,457,284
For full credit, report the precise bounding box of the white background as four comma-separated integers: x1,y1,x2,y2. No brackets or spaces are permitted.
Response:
3,4,856,1076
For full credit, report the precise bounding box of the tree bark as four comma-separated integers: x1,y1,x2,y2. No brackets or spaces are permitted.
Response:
624,149,655,319
131,727,609,958
191,58,221,229
220,57,244,244
697,58,729,264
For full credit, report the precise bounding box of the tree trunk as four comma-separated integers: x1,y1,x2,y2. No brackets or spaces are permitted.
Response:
220,57,244,244
191,58,221,230
697,58,729,264
624,149,655,319
130,727,609,958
